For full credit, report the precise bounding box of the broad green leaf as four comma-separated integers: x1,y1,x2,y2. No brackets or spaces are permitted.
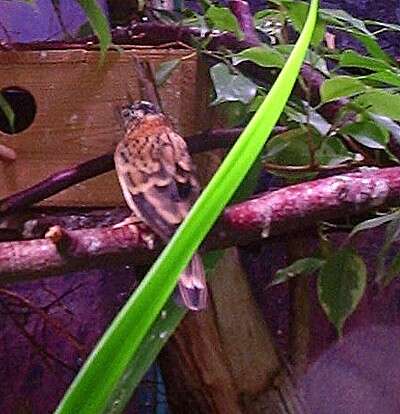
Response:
0,92,15,133
369,113,400,146
340,120,389,149
281,0,326,45
385,253,400,287
349,211,400,238
55,1,320,413
78,0,111,61
277,45,329,76
354,90,400,121
265,127,322,165
216,101,249,127
285,104,331,135
318,248,367,336
103,251,222,414
376,215,400,283
360,71,400,88
232,46,285,68
205,5,242,38
315,137,354,166
351,32,394,63
210,63,257,105
155,59,181,86
320,76,367,103
364,20,400,33
271,257,325,287
77,21,94,37
339,50,392,72
320,8,371,35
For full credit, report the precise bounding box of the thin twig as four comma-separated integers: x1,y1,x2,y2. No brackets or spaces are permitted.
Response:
0,127,255,218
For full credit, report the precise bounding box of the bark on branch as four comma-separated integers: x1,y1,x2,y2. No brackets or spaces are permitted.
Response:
1,167,399,283
0,128,244,218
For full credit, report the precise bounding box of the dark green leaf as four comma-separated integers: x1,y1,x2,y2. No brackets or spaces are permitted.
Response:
318,248,367,336
370,113,400,146
277,45,329,76
205,5,242,38
265,127,319,165
352,32,394,63
78,0,111,61
339,50,392,72
0,93,15,133
76,21,94,37
320,76,367,103
316,137,354,166
360,71,400,88
281,0,326,45
376,215,400,283
271,258,325,287
285,104,332,135
232,46,285,68
155,59,181,86
320,8,371,34
216,101,250,127
354,91,400,121
364,20,400,33
349,211,400,238
103,250,223,414
210,63,257,105
385,253,400,286
340,120,389,149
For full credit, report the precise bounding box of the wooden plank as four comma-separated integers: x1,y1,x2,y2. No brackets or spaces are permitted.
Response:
0,48,210,206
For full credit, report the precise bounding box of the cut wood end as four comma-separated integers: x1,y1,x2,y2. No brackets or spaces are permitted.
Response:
45,225,65,244
0,144,17,162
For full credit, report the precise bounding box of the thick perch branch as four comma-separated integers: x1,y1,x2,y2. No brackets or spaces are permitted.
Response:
1,167,399,282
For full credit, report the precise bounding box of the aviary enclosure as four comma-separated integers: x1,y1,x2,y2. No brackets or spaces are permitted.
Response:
1,0,400,413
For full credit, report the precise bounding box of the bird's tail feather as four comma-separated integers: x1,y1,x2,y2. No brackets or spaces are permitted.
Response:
175,253,208,311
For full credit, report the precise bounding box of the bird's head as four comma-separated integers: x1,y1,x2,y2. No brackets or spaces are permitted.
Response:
119,101,158,130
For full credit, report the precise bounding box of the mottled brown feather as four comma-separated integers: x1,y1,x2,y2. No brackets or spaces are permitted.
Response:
114,111,207,310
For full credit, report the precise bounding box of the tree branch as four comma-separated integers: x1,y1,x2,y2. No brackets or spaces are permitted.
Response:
228,0,260,46
1,166,400,282
0,128,244,218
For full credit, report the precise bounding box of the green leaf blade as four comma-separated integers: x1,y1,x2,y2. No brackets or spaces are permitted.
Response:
340,120,389,149
339,50,393,71
205,5,243,38
0,92,15,133
354,90,400,121
55,0,320,413
318,248,367,336
210,63,257,105
271,257,325,287
78,0,111,61
320,75,367,103
232,46,285,68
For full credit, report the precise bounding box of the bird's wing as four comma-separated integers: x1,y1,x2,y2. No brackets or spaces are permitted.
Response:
114,127,200,241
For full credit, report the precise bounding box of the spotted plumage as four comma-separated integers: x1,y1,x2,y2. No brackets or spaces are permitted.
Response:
114,101,207,310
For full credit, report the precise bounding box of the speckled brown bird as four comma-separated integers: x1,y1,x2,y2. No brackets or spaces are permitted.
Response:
114,101,207,310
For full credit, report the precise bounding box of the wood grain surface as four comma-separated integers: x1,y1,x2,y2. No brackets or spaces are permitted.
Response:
0,48,210,206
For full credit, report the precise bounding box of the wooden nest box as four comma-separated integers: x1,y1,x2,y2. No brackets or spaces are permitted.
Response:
0,47,209,206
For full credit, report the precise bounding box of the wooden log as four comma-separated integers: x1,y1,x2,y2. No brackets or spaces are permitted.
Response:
159,249,283,413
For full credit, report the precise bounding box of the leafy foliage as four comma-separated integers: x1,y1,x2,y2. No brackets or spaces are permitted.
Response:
0,93,15,133
56,1,320,412
270,257,325,287
318,248,367,336
210,63,258,105
77,0,111,61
